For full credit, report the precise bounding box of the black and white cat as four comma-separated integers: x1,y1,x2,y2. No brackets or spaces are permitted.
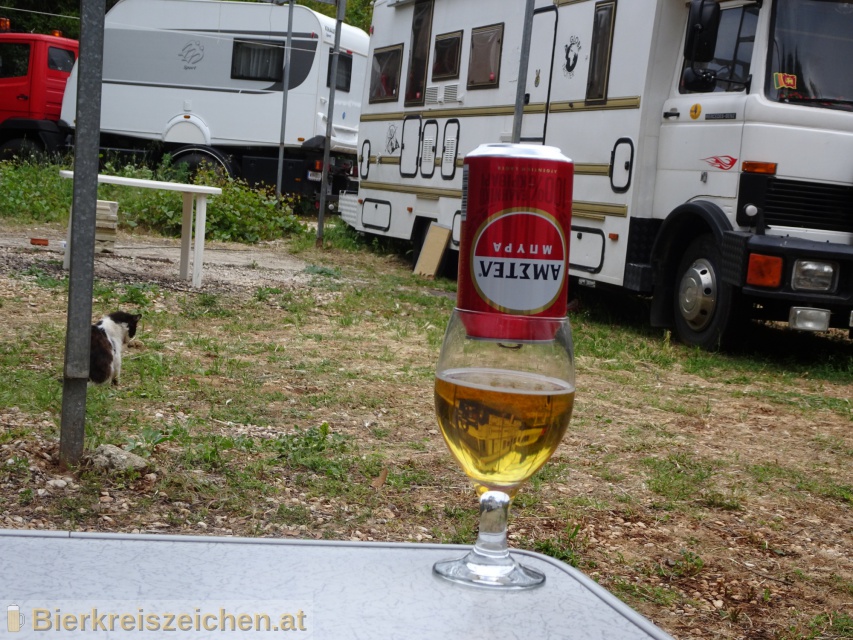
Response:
89,311,142,386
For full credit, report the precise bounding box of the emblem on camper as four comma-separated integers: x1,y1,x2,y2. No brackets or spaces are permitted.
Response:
563,36,581,78
179,41,205,66
702,155,737,171
385,124,400,154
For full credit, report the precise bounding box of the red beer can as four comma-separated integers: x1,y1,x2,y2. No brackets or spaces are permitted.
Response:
457,143,573,340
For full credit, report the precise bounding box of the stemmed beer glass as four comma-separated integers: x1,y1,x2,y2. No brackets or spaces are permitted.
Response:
433,308,575,589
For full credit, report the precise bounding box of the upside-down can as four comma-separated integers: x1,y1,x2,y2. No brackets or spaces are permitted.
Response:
457,143,573,340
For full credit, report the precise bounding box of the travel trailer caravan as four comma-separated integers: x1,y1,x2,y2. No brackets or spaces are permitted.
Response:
340,0,853,349
60,0,369,198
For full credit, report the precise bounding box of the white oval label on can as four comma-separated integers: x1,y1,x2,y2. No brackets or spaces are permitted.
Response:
471,209,567,314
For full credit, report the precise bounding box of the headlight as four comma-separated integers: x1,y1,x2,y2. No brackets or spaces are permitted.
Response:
791,260,837,292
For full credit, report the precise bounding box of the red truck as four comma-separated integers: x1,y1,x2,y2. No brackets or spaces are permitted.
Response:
0,21,78,158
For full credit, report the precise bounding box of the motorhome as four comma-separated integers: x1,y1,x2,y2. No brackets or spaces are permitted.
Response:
60,0,369,197
340,0,853,349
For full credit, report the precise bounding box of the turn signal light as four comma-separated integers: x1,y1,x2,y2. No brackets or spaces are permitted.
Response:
742,161,777,175
746,253,783,288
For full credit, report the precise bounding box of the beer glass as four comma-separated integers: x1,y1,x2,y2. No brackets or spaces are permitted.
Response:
433,308,575,589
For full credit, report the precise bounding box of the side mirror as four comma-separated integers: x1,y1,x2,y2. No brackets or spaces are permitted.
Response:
682,66,717,93
684,0,721,63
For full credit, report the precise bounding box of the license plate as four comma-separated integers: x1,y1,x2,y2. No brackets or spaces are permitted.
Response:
307,171,322,181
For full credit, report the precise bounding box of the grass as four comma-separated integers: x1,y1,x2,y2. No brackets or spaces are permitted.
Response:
0,159,852,640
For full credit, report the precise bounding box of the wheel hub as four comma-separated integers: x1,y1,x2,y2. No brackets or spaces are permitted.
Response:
677,258,717,331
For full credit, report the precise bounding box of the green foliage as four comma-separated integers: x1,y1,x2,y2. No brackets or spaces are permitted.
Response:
254,286,283,302
534,523,584,567
304,264,341,278
0,0,90,39
300,0,373,31
95,160,309,243
642,453,716,504
21,265,65,289
0,158,74,223
0,157,309,243
180,292,233,319
193,170,308,244
6,0,372,40
125,426,173,458
274,423,351,479
657,549,705,579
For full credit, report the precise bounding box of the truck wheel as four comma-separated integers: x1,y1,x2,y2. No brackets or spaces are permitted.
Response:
0,138,40,161
672,234,742,350
171,146,233,179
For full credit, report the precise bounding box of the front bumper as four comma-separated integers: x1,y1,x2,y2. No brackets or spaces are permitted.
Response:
721,231,853,329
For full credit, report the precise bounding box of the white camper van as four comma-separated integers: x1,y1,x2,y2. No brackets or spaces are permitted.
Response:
340,0,853,349
61,0,369,198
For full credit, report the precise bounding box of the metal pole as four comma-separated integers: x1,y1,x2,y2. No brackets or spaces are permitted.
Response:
59,0,106,468
511,0,536,144
316,0,346,247
275,0,295,199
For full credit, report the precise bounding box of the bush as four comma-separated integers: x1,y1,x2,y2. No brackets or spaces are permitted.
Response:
0,156,310,243
0,157,74,223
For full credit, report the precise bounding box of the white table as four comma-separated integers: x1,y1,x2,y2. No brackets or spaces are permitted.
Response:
60,170,222,288
0,530,675,640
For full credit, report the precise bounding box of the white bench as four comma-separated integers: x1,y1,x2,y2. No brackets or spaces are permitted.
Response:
60,170,222,288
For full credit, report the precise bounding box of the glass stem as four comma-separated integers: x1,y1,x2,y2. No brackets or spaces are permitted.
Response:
471,491,512,565
433,488,545,588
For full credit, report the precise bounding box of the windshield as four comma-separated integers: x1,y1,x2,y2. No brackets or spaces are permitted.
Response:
767,0,853,110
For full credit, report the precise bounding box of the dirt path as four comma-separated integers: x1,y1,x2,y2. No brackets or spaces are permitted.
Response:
0,221,314,292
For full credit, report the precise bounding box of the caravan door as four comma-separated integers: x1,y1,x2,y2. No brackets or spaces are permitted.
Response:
519,6,558,144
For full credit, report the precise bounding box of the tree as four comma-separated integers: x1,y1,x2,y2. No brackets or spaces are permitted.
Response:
0,0,82,39
1,0,371,40
302,0,373,32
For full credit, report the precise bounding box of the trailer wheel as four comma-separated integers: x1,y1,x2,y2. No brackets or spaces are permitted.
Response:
0,138,40,161
171,146,234,179
672,234,742,350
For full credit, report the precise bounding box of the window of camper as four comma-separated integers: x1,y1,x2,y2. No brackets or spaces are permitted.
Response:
405,0,434,106
585,1,616,103
231,40,284,82
327,48,353,92
467,23,503,89
369,44,403,103
47,47,76,73
432,30,462,81
681,5,758,94
0,43,30,78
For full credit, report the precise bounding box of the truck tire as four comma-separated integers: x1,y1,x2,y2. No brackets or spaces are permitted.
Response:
672,234,742,350
171,145,233,179
0,138,40,161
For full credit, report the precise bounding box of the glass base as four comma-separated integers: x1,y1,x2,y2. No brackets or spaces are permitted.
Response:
433,548,546,590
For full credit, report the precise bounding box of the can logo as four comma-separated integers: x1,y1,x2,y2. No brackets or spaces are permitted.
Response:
471,209,566,314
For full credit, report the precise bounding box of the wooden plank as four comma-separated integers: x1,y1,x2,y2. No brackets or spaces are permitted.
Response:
414,223,451,278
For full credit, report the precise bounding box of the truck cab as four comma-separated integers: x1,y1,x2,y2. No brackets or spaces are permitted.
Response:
0,25,78,157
